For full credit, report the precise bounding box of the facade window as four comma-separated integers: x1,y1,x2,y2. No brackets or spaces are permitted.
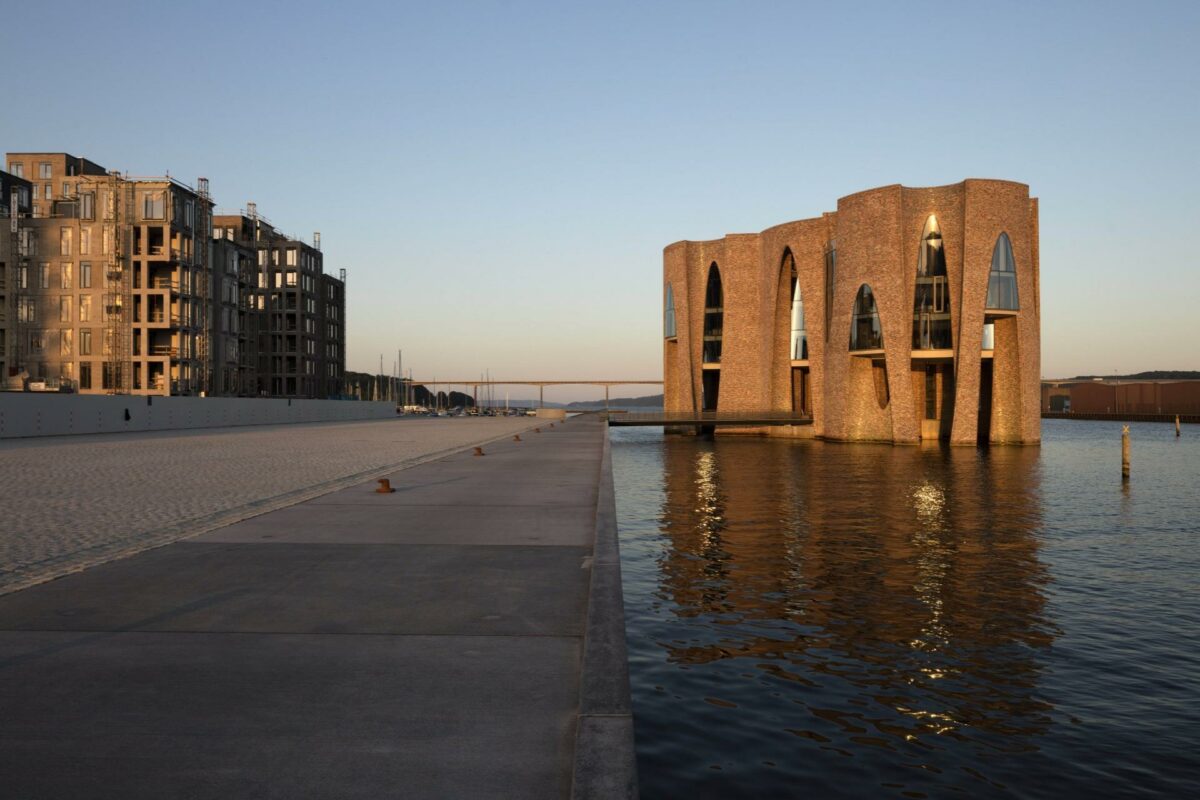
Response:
39,162,52,179
81,192,95,220
39,262,50,289
80,228,90,255
44,184,51,200
143,192,165,220
286,249,297,266
849,284,884,351
80,362,92,389
258,250,267,266
18,298,36,323
81,262,92,288
824,241,837,341
986,232,1019,310
664,284,677,339
9,162,23,178
60,227,73,256
286,270,298,287
912,214,953,349
61,328,73,356
784,250,807,360
61,262,73,289
80,294,92,322
102,229,112,255
59,296,72,322
702,263,723,364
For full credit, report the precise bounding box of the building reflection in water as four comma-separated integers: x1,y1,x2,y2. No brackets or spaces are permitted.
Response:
656,434,1052,757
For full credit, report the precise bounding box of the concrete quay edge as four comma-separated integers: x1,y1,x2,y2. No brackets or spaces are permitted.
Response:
571,423,639,799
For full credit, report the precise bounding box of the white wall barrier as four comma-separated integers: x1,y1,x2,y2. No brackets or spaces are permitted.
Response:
0,394,397,439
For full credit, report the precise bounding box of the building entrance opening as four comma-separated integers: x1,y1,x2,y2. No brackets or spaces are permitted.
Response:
792,367,811,415
702,370,720,412
978,359,994,444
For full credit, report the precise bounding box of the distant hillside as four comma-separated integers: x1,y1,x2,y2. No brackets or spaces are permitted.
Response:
567,393,664,409
1070,371,1200,381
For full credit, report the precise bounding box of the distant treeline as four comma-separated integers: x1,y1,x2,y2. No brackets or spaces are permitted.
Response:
567,393,664,409
1070,371,1200,381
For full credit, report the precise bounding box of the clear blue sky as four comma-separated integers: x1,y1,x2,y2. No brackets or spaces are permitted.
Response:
4,1,1197,400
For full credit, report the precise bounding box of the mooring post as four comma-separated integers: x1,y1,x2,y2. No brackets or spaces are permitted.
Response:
1176,414,1181,437
1121,425,1131,481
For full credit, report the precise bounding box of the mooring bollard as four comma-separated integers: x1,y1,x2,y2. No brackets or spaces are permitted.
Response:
1176,415,1181,437
473,446,485,457
1121,425,1131,481
376,479,395,494
513,434,522,442
534,427,541,433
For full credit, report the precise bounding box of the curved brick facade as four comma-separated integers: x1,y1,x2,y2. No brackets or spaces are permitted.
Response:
663,179,1040,445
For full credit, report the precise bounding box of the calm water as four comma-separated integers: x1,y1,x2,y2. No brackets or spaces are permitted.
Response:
611,420,1200,799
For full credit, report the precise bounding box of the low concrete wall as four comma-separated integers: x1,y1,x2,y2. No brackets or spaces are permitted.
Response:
0,394,396,439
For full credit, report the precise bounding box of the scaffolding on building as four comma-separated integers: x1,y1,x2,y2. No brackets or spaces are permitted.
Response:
196,177,212,396
101,172,133,394
7,187,28,382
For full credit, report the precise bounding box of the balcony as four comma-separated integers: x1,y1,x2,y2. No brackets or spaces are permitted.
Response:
151,344,179,358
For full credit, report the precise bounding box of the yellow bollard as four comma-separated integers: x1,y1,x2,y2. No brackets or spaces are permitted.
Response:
1121,425,1131,481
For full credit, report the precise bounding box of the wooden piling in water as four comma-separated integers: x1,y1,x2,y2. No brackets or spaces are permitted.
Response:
1122,425,1131,481
1176,415,1181,437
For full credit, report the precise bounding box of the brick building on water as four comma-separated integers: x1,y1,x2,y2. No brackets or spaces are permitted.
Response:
662,179,1041,445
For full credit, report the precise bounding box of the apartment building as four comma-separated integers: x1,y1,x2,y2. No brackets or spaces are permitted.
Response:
4,152,215,396
210,234,259,396
1,169,34,382
213,208,345,398
3,151,346,398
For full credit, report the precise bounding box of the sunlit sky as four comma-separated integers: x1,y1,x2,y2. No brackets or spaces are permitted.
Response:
3,1,1197,401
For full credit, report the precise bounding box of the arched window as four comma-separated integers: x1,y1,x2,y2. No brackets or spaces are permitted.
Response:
664,284,676,339
783,251,807,360
849,284,883,351
986,232,1019,311
703,263,723,364
912,215,952,349
823,240,836,341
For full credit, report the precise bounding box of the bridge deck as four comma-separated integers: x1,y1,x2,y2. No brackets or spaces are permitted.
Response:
608,411,813,427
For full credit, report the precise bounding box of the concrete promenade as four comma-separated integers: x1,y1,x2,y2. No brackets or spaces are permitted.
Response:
0,414,636,798
0,416,539,596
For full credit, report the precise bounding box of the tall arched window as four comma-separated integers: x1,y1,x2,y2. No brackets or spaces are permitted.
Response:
823,240,837,341
783,251,807,360
703,263,723,364
849,284,883,351
986,232,1019,310
664,284,676,339
912,215,952,349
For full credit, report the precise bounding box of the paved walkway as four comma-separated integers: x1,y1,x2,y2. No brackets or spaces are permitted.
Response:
0,414,635,799
0,416,539,595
